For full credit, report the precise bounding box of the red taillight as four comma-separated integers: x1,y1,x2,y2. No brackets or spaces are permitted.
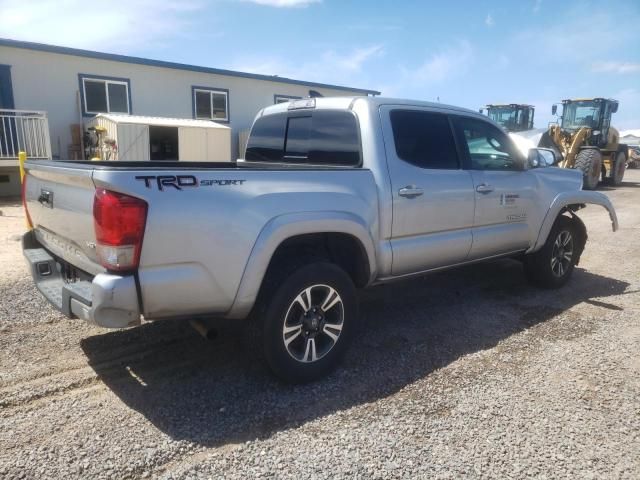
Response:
93,189,147,271
21,174,33,229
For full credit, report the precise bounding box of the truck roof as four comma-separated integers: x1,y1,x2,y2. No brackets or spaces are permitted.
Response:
260,96,483,118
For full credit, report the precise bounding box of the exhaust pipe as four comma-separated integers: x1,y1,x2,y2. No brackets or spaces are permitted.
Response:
189,319,218,341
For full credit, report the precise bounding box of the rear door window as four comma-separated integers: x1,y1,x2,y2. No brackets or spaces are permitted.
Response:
389,110,460,169
245,110,361,166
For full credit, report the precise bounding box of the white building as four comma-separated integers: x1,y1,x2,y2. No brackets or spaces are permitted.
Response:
0,38,378,195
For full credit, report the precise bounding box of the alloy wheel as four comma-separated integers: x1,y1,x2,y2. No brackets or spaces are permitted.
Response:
550,230,573,278
282,284,344,363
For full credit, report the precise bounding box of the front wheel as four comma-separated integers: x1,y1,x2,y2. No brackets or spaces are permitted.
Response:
574,148,602,190
524,216,584,289
259,262,357,383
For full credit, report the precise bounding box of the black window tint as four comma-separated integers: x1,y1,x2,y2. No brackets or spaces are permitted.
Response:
285,116,311,159
390,110,459,169
85,80,107,113
246,110,360,166
309,110,360,166
453,116,522,171
245,112,286,161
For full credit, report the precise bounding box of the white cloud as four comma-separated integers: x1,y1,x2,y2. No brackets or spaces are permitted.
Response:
515,8,638,64
400,41,473,86
228,44,383,88
592,62,640,74
485,14,494,27
612,88,640,130
242,0,320,7
533,0,542,13
0,0,206,52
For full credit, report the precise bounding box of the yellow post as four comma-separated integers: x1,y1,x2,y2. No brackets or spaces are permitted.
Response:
18,151,27,183
18,151,32,230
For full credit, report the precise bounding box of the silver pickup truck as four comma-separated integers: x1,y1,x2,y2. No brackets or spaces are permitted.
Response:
22,96,618,382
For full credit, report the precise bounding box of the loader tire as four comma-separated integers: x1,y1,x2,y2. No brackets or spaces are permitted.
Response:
610,151,626,186
574,148,602,190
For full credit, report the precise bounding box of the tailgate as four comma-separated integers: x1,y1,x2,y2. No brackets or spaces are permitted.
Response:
24,162,104,275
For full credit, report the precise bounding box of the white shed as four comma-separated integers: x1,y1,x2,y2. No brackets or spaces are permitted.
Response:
86,114,231,162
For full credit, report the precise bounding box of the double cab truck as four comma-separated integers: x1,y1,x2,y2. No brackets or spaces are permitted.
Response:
22,97,618,383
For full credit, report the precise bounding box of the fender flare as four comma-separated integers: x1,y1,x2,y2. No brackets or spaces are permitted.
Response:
226,211,377,319
530,191,618,253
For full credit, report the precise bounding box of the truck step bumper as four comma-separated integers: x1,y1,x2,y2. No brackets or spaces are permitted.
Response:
22,232,141,328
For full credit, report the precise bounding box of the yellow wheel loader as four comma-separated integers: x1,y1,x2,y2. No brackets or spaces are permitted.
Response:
480,104,535,132
539,98,628,190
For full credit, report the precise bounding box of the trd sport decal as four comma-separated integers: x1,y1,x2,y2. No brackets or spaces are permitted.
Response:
135,175,246,191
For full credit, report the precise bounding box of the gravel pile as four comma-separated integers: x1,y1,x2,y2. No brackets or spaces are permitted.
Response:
1,172,639,479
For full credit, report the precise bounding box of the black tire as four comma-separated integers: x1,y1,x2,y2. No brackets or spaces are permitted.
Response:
574,148,602,190
256,262,357,383
524,215,585,289
610,151,626,186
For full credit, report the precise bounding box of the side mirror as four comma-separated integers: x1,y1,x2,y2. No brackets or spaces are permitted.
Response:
479,108,484,114
551,104,557,115
527,148,557,168
611,102,619,113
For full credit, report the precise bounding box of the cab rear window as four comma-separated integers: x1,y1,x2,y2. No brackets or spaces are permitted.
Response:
245,110,361,166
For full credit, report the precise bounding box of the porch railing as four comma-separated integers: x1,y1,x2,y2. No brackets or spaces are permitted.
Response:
0,109,52,160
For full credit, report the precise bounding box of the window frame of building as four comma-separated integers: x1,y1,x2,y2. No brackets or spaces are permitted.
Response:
274,94,302,104
191,86,230,123
78,74,131,116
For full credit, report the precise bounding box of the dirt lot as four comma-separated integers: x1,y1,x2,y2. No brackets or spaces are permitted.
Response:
1,171,639,479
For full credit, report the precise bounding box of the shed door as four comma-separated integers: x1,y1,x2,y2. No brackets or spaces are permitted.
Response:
178,127,206,161
117,124,149,161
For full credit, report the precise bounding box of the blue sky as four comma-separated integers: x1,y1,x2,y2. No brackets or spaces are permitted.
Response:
1,0,639,128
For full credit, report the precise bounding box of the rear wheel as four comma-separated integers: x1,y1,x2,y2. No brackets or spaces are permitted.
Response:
524,216,581,289
258,262,357,383
610,151,626,186
574,148,602,190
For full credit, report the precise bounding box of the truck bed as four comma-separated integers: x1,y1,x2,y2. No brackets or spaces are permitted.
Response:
23,159,379,323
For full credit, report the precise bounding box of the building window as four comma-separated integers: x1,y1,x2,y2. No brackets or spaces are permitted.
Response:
79,75,130,115
192,87,229,122
274,94,301,104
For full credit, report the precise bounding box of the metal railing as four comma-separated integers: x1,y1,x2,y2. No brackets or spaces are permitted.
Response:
0,109,52,160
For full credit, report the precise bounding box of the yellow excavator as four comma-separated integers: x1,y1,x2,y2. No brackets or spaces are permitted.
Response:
539,98,627,190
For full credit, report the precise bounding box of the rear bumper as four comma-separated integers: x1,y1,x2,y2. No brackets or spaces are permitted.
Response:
22,231,141,328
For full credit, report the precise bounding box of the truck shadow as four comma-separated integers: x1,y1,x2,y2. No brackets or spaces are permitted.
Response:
597,181,640,190
80,260,629,448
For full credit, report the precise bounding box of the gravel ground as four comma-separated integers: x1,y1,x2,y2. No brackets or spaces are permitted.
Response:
1,170,639,479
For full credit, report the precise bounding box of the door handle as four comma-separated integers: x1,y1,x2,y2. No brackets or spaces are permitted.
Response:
399,186,424,198
476,184,494,194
